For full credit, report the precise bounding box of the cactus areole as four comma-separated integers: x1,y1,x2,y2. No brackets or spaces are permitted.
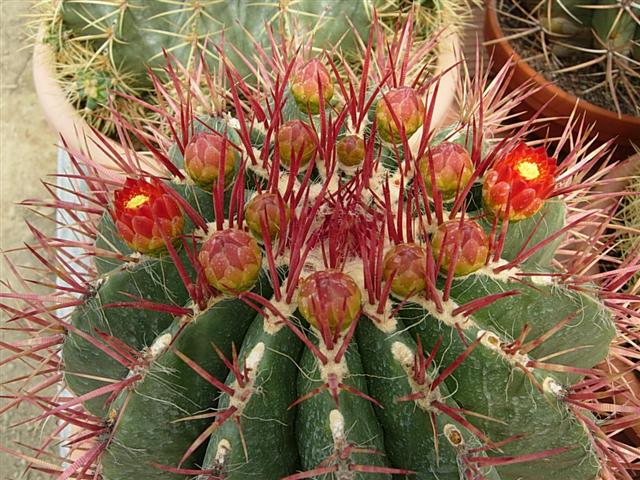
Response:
5,18,636,480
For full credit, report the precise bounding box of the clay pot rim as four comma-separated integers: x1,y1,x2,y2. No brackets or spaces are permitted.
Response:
485,0,640,127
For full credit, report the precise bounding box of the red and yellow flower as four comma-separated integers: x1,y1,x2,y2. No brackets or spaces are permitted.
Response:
483,143,556,221
113,178,184,254
336,135,365,167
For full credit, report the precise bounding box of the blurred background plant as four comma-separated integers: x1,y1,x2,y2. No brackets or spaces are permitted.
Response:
32,0,475,138
616,166,640,289
494,0,639,117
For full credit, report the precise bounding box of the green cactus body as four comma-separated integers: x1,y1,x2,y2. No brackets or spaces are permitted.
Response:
37,24,627,480
547,0,594,29
356,316,502,480
633,25,640,59
63,254,191,415
58,0,374,87
406,305,602,480
592,0,639,54
200,313,303,478
101,287,269,479
296,339,391,478
543,0,639,58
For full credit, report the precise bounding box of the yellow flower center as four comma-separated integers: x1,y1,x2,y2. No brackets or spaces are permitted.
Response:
126,194,150,209
516,160,540,181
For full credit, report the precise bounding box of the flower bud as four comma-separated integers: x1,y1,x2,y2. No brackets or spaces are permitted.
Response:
114,178,184,254
184,132,237,188
375,86,425,144
245,192,290,241
432,220,489,276
290,58,334,114
336,135,365,167
297,270,362,333
483,142,556,221
277,120,317,169
199,229,262,294
382,243,427,298
419,142,474,200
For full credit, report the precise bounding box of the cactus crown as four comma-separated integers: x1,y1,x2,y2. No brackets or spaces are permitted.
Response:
4,15,640,480
495,0,640,116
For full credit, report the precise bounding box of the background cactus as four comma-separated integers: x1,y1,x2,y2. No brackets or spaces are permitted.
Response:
35,0,473,137
496,0,640,116
3,17,639,480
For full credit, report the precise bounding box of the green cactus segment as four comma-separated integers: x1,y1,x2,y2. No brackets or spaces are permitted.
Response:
63,252,193,415
357,316,499,480
449,274,615,384
200,314,303,478
59,1,375,87
482,199,566,270
592,0,639,54
401,305,601,480
94,213,132,274
544,0,639,56
94,182,214,275
296,339,391,478
101,287,269,480
547,0,594,28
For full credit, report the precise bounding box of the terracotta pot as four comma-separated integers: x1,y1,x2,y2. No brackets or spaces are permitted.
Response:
33,29,462,173
484,1,640,157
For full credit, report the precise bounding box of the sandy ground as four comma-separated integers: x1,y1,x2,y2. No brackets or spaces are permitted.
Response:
1,1,58,478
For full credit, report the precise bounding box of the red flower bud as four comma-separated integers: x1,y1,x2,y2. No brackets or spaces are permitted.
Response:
297,270,362,333
336,135,365,167
245,192,290,241
432,220,489,276
483,143,556,221
184,132,237,189
277,120,317,169
419,142,474,200
113,178,184,254
199,229,262,294
375,87,425,144
290,58,334,114
382,243,427,298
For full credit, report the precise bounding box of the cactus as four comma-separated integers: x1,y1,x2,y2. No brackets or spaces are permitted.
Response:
4,18,640,480
542,0,640,58
499,0,640,116
36,0,473,136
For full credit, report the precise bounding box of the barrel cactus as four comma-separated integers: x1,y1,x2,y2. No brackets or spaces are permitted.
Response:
35,0,472,136
4,19,639,480
541,0,639,60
